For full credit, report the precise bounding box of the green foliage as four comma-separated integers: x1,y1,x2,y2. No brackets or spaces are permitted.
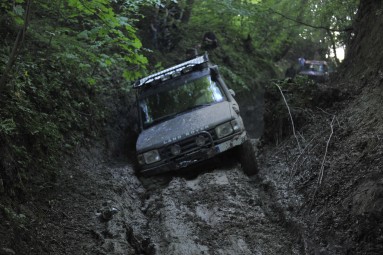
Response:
43,0,150,82
0,0,360,197
219,66,249,92
0,53,104,192
267,76,319,110
185,0,358,65
0,119,16,135
0,0,26,27
0,0,157,196
157,0,276,92
262,76,325,144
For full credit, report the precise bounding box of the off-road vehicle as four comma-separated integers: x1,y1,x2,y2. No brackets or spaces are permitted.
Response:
298,60,330,83
133,53,257,176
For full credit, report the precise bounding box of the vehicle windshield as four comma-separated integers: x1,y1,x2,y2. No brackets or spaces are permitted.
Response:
303,62,327,72
139,75,225,128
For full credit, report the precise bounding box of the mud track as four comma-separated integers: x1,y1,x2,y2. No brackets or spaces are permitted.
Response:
27,140,307,255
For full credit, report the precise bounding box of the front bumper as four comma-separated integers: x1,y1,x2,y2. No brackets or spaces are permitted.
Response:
139,131,247,175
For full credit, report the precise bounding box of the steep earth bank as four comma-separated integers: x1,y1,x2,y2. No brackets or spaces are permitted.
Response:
1,142,306,254
2,73,382,254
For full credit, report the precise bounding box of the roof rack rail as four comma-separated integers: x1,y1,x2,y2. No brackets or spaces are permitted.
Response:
133,53,209,88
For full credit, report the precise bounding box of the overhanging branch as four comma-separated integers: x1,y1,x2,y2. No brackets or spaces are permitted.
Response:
268,8,353,33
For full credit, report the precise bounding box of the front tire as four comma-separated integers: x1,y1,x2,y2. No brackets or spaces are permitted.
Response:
238,139,258,176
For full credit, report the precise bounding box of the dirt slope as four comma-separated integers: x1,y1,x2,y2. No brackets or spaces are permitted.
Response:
3,145,303,255
1,77,381,255
263,79,383,254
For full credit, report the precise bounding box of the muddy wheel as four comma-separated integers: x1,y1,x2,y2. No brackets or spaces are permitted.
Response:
238,139,258,176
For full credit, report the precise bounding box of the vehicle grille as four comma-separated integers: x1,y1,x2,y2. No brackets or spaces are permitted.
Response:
160,129,217,160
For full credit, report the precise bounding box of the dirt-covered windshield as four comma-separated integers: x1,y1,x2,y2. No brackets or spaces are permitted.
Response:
302,62,328,73
139,75,225,128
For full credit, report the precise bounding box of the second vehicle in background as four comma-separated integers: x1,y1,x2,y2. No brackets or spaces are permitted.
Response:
298,60,330,83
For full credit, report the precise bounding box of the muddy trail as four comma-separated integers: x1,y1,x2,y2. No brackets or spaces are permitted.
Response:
4,80,382,254
22,140,304,255
3,80,382,255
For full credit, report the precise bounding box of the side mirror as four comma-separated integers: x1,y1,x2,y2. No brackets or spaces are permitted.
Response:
228,89,236,97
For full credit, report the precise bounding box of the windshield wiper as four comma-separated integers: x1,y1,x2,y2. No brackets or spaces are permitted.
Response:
183,103,213,112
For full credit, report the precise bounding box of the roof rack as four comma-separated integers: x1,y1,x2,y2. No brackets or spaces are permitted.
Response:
304,60,328,64
133,53,209,88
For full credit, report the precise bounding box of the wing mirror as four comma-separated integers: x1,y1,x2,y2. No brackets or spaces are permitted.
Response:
228,89,236,97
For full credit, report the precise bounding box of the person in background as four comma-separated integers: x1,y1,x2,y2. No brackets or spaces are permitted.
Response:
285,63,296,80
201,32,218,50
150,19,159,49
298,57,305,70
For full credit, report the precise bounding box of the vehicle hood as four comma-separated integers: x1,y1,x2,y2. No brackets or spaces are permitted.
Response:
136,101,235,152
299,70,325,76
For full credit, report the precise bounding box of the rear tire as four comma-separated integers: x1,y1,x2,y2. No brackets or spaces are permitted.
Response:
238,138,258,176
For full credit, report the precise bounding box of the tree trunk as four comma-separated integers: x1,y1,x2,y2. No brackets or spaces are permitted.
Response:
0,0,33,90
327,29,340,65
181,0,195,23
272,0,309,62
341,0,383,77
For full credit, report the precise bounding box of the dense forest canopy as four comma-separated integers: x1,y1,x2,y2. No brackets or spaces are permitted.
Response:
0,0,359,195
136,0,358,93
188,0,358,63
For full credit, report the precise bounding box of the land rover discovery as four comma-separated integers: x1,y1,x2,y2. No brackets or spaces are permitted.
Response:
133,54,257,176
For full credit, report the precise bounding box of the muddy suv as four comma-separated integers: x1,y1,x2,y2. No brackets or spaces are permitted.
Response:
298,60,330,83
133,54,257,176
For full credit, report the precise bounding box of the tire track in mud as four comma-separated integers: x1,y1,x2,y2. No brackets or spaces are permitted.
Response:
47,147,304,255
138,160,304,255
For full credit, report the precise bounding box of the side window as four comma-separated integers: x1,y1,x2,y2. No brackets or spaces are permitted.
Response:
193,76,224,105
139,100,152,125
209,79,224,102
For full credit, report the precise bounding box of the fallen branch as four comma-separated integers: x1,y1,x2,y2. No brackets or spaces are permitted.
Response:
318,116,335,185
275,83,302,152
308,116,336,212
288,128,328,185
288,136,315,185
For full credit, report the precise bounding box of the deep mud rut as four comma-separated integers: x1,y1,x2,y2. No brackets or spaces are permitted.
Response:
33,141,307,255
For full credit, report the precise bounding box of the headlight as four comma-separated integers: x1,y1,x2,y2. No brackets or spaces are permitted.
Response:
140,150,161,165
231,120,241,132
215,122,234,138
